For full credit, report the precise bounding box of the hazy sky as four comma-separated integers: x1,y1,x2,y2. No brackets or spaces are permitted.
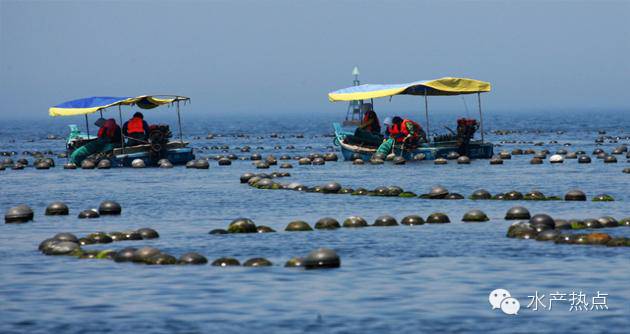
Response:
1,0,629,120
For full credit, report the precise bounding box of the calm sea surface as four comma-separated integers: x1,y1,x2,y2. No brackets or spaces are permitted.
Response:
1,111,628,333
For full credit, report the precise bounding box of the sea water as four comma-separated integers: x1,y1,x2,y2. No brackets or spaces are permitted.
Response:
0,111,628,333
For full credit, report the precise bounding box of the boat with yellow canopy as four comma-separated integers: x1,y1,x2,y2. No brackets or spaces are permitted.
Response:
49,95,194,167
328,77,494,161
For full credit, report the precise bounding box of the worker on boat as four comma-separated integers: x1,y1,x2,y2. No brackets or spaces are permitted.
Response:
70,118,121,165
123,112,150,146
351,103,383,146
376,117,426,155
383,116,401,140
357,103,381,134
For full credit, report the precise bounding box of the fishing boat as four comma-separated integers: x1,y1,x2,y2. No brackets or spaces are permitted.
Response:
328,77,494,161
49,95,195,167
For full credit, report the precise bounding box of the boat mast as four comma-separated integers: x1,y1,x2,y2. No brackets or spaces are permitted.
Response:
477,92,484,143
424,87,430,141
84,114,90,138
176,100,184,143
118,105,125,154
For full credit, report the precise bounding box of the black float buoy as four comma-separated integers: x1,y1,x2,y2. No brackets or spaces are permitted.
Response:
314,217,340,229
578,155,591,164
212,257,240,266
99,200,122,215
257,225,276,233
145,253,177,265
372,215,398,226
536,229,560,241
505,206,531,220
227,218,257,233
401,215,425,225
592,194,614,202
42,241,81,256
304,248,340,269
209,228,228,235
137,228,159,239
45,202,69,216
240,173,255,183
131,159,146,168
53,232,78,243
446,151,460,160
322,182,342,194
193,159,209,169
4,205,34,223
462,210,489,222
426,212,451,224
529,214,555,228
97,159,111,169
564,190,586,201
489,157,503,165
123,230,142,240
428,185,449,199
434,158,447,165
506,221,536,239
285,221,313,231
342,216,368,228
64,162,77,169
132,247,161,263
457,156,470,164
178,252,208,265
243,258,272,267
284,257,304,267
470,189,492,200
81,159,96,169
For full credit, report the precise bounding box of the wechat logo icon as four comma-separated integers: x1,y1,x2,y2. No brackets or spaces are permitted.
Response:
489,289,521,315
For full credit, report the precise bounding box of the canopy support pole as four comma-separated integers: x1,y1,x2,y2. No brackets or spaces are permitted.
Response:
118,105,125,154
176,100,183,143
424,88,430,141
84,114,90,138
477,92,484,143
99,110,103,118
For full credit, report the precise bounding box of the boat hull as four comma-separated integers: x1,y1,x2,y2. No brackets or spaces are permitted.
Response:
333,122,493,161
112,147,194,167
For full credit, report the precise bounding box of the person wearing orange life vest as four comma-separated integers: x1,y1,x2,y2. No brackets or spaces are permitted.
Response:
376,117,426,155
122,112,150,146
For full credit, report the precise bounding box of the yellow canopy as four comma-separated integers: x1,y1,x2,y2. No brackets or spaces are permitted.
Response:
49,95,190,117
328,77,491,102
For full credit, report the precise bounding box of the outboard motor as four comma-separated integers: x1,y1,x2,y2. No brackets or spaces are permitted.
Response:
456,118,478,155
147,124,172,161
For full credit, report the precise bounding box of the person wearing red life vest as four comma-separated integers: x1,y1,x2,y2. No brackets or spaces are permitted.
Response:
123,112,150,146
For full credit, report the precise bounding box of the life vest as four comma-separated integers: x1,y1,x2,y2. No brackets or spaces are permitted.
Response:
400,119,421,142
127,117,146,134
389,123,404,142
98,119,118,139
362,111,381,133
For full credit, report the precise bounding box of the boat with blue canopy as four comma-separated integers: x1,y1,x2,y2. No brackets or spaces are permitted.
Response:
49,95,194,167
328,76,494,161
